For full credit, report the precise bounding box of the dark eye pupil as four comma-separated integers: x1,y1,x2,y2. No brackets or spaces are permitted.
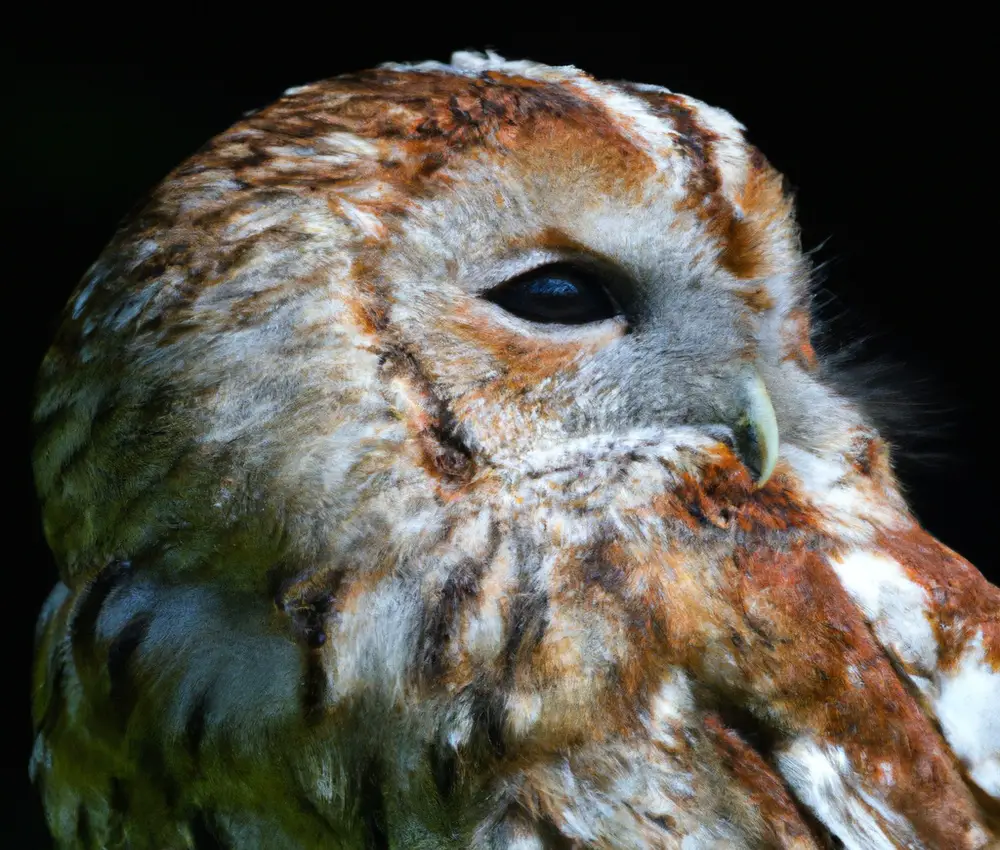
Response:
526,277,580,299
485,266,618,325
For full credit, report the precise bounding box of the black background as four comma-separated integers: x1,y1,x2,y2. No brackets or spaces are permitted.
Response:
6,25,996,847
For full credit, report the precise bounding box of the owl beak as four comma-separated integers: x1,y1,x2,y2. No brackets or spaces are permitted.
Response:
732,367,780,488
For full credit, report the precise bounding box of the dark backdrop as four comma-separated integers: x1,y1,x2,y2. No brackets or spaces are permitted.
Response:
7,26,995,847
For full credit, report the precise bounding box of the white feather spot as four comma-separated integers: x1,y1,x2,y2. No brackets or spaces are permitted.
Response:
934,631,1000,796
505,691,542,738
505,836,545,850
776,738,914,850
646,668,694,748
829,550,937,675
338,200,386,239
71,274,100,319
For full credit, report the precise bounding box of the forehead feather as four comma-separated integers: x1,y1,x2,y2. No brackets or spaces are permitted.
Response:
278,50,751,178
237,52,795,282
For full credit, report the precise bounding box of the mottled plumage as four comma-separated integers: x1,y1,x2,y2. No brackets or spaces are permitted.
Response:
31,51,999,849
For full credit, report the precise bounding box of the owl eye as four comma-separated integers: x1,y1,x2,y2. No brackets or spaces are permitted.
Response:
484,265,620,325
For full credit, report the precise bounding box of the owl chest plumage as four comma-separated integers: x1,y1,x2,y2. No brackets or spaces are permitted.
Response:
33,427,990,849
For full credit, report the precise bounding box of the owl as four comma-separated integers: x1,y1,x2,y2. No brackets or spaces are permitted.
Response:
30,50,999,849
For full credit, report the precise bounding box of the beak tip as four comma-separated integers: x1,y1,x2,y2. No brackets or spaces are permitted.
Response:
734,367,780,489
753,454,778,489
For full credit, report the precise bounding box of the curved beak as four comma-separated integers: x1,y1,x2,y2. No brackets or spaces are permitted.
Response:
731,367,780,488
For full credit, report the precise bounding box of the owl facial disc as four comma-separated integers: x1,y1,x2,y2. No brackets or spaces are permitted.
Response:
733,368,780,487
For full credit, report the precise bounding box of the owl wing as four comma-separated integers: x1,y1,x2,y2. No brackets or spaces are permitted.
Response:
476,443,1000,849
30,570,378,849
698,523,1000,847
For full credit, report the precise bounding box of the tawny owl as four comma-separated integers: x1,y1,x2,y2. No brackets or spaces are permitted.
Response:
30,51,1000,849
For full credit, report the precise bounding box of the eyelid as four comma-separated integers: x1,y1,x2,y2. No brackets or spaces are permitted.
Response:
470,249,573,294
471,245,630,293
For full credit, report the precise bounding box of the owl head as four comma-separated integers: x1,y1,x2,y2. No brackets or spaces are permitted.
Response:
34,51,863,584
